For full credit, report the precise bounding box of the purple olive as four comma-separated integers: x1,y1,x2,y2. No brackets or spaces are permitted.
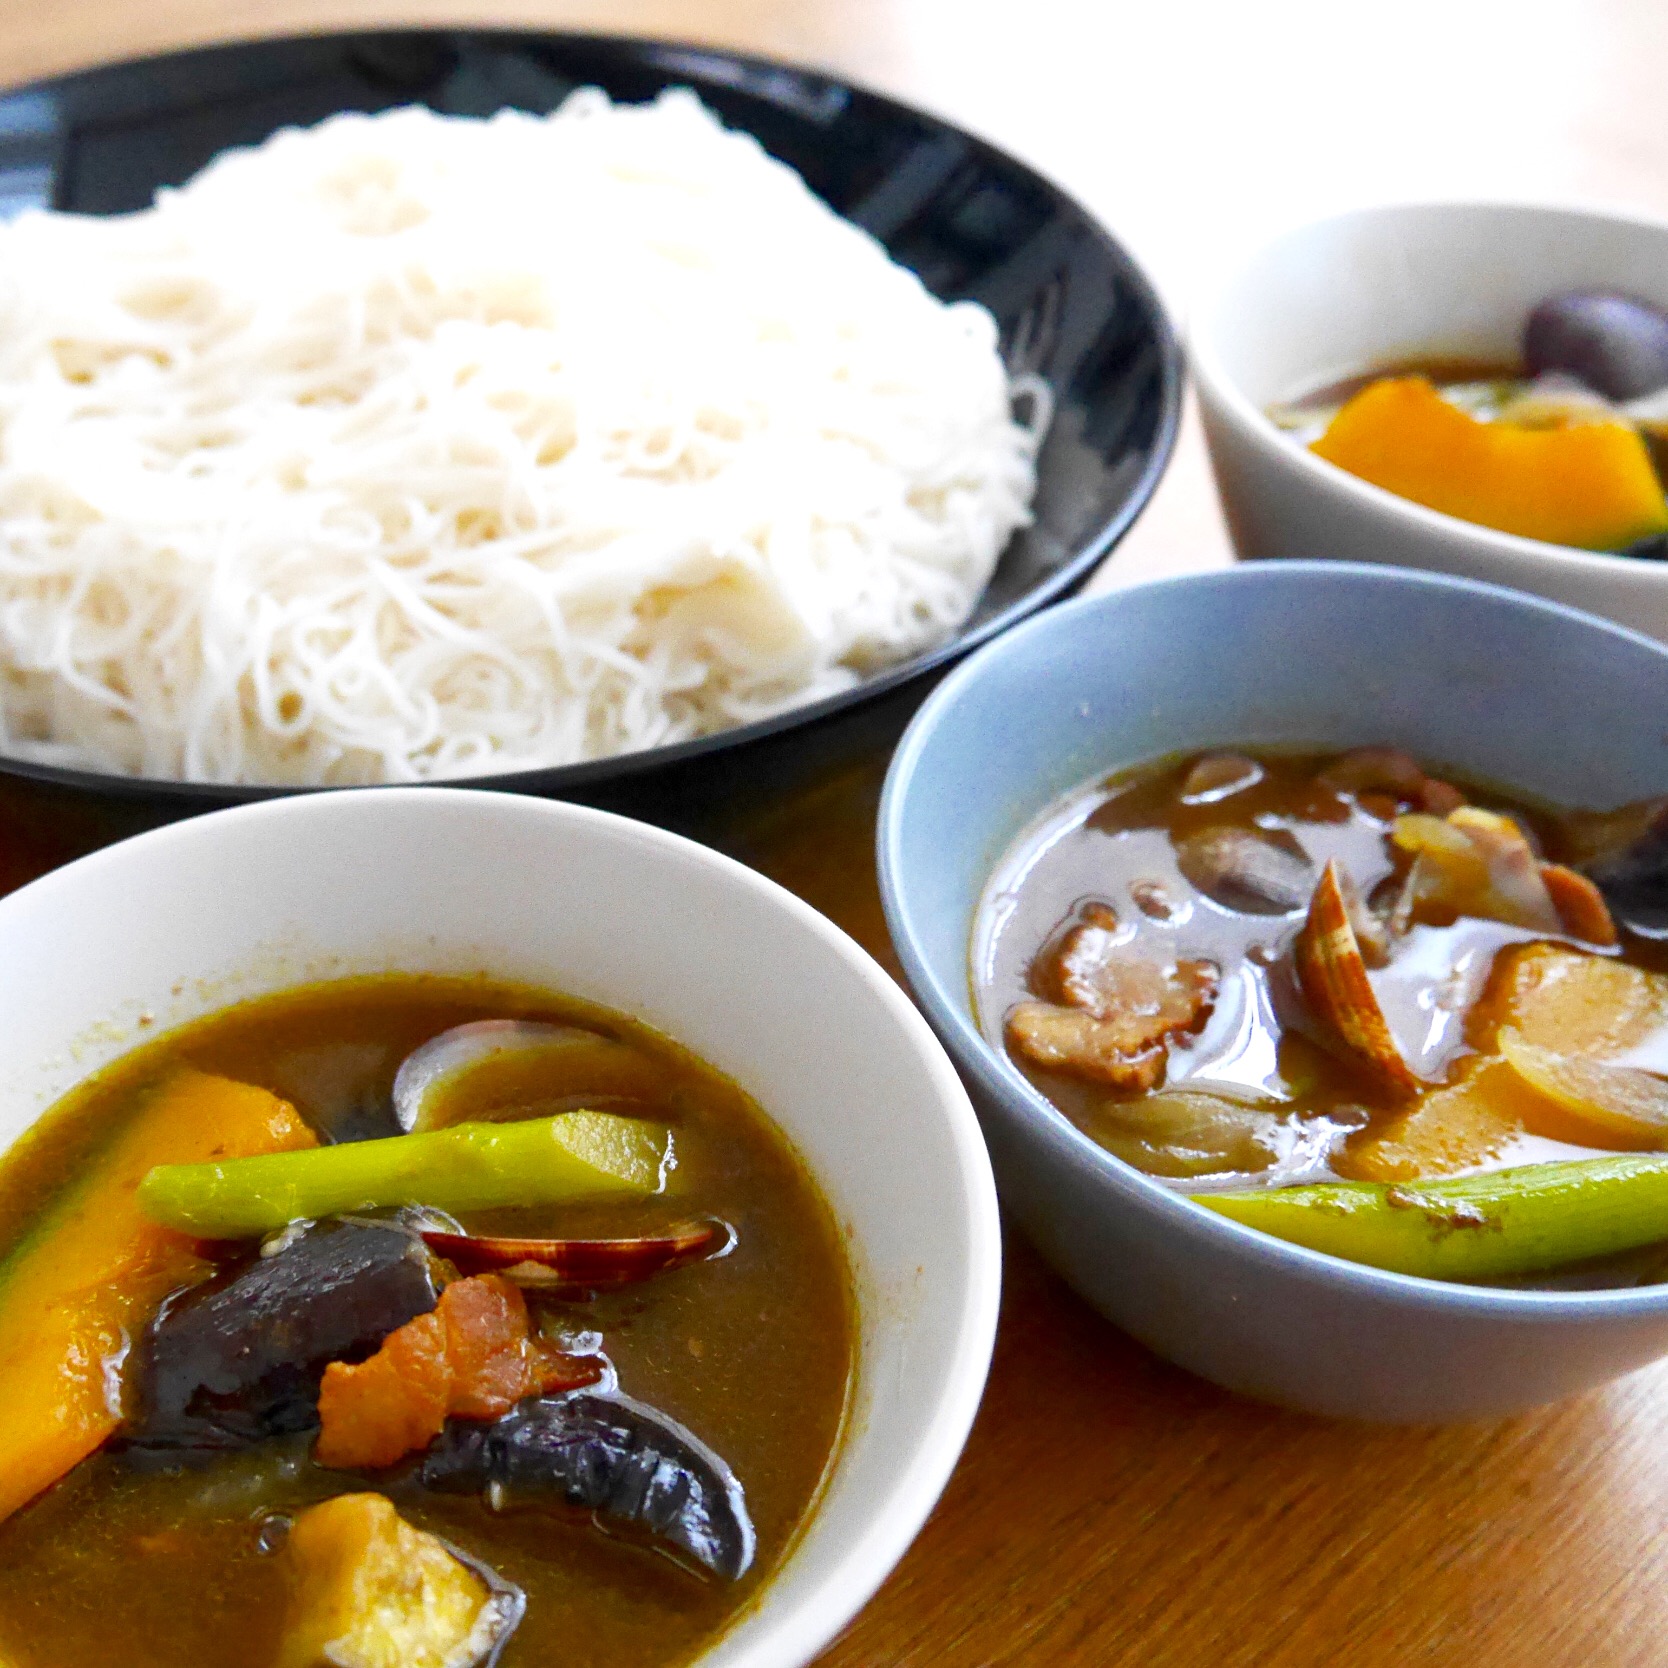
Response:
1524,291,1668,401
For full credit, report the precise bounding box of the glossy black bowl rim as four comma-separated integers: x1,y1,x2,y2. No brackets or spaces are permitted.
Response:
0,25,1183,804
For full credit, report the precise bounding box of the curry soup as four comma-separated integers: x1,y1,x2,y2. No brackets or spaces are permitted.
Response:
0,975,854,1668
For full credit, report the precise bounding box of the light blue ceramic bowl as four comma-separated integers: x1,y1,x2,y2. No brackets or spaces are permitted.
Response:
878,561,1668,1422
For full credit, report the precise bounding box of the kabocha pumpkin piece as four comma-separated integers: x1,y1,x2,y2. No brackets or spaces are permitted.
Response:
276,1493,522,1668
1309,374,1668,549
0,1070,315,1524
1197,1154,1668,1280
1337,1057,1537,1182
1498,1028,1668,1149
1294,859,1419,1095
315,1274,601,1470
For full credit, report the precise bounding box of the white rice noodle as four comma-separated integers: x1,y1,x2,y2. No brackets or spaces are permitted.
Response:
0,88,1047,783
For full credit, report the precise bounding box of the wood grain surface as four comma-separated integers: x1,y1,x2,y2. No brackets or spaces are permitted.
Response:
4,2,1668,1663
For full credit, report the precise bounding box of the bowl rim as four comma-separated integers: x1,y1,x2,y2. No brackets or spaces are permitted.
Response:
0,784,1004,1668
1188,196,1668,582
0,23,1183,805
877,557,1668,1318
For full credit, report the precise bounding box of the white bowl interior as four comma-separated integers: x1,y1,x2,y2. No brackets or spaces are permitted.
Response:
0,788,1000,1668
1202,201,1668,406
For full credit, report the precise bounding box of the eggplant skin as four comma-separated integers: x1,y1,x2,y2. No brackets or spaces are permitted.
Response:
422,1391,756,1580
123,1220,442,1461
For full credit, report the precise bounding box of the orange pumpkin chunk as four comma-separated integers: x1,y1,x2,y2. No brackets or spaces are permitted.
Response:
1311,375,1668,550
0,1070,316,1525
316,1273,599,1470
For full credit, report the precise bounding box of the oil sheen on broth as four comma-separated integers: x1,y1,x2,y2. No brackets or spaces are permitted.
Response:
0,977,853,1668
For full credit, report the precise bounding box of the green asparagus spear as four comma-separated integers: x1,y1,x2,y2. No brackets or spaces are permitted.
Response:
138,1110,671,1237
1193,1155,1668,1280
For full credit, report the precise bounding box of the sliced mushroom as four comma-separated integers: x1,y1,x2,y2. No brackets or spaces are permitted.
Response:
1052,904,1125,1010
1294,860,1420,1097
1009,940,1218,1092
1129,880,1176,920
1007,1002,1168,1092
1174,826,1315,915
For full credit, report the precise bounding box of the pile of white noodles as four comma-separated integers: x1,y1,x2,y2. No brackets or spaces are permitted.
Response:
0,89,1046,783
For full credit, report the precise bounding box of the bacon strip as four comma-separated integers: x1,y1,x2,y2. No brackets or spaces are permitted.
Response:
315,1274,602,1470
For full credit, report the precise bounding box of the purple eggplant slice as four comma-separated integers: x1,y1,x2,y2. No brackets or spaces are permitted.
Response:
421,1390,755,1580
123,1219,442,1462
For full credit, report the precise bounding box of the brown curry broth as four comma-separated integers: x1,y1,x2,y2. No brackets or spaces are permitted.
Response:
975,752,1668,1185
0,976,854,1668
1288,355,1518,413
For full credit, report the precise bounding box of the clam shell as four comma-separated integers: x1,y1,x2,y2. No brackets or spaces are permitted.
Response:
1294,860,1420,1097
419,1219,731,1291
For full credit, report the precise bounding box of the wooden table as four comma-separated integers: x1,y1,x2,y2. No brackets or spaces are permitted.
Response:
6,3,1668,1663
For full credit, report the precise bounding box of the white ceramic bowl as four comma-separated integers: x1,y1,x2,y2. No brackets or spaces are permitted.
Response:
0,788,1001,1667
1191,200,1668,642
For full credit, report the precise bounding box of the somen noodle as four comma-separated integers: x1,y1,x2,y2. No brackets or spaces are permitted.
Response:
0,89,1046,783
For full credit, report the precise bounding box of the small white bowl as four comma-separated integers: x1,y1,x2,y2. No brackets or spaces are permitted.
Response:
0,789,1001,1668
1191,200,1668,642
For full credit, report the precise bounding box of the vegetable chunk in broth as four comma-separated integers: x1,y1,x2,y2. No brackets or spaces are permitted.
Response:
0,977,853,1668
976,748,1668,1284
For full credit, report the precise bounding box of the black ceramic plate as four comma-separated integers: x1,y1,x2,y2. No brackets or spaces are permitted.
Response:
0,29,1180,826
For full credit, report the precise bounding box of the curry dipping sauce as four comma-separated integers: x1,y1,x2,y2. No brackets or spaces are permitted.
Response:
1267,287,1668,557
0,976,854,1668
975,748,1668,1286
